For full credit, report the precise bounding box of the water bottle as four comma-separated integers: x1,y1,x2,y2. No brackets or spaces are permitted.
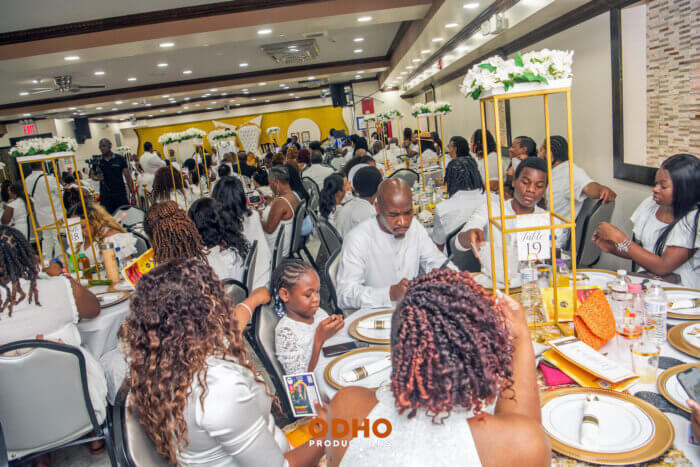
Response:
644,282,668,346
608,270,631,323
519,261,539,321
616,283,643,366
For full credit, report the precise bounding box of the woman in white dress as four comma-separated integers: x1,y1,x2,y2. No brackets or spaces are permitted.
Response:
319,173,348,228
1,181,29,239
121,258,324,466
151,166,189,211
260,166,299,257
323,269,550,467
594,153,699,288
212,176,272,288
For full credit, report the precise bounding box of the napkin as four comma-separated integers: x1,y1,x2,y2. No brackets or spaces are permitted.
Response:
358,319,390,330
342,355,391,382
580,394,601,448
670,299,699,310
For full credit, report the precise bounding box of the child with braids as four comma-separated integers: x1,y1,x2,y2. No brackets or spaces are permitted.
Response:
323,269,549,467
273,259,343,374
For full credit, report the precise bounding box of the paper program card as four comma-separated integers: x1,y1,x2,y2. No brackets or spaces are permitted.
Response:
515,212,551,261
284,373,322,418
548,337,637,383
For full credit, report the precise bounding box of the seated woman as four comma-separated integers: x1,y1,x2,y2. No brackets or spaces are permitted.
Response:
324,269,549,467
594,153,699,288
260,166,300,257
122,258,324,466
151,166,189,210
319,173,348,227
471,129,505,188
252,168,275,203
447,135,471,159
1,181,29,239
188,197,256,286
144,200,206,264
64,190,138,266
432,157,485,250
212,176,272,287
183,158,207,199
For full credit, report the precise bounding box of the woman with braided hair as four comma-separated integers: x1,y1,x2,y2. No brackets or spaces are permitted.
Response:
122,258,324,466
324,269,549,467
144,200,205,264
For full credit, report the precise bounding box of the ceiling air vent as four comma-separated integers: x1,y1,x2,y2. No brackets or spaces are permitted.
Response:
262,39,319,65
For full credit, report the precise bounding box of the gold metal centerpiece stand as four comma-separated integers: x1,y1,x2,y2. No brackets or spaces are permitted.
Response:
414,113,447,190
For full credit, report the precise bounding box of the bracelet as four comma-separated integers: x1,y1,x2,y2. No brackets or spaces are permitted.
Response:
237,302,253,320
615,237,632,253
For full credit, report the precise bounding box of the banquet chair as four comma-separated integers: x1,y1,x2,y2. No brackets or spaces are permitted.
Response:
222,279,249,306
445,225,481,273
289,200,317,269
0,421,7,467
324,249,342,315
302,177,320,214
389,168,419,188
242,241,258,295
112,205,146,229
317,218,343,260
572,199,615,268
128,229,151,258
250,304,295,424
271,228,286,273
0,340,117,466
112,388,168,467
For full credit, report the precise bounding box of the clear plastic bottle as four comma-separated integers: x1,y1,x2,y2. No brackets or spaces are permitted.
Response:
608,269,631,323
616,283,644,367
519,261,539,321
644,282,668,346
556,258,570,287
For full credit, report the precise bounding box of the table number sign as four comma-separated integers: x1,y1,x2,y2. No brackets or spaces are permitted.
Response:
67,217,84,244
516,212,551,261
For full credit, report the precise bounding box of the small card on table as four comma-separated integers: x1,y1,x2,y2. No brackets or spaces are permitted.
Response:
283,372,322,418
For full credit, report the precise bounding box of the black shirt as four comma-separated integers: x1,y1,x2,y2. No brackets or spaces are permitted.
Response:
98,153,128,198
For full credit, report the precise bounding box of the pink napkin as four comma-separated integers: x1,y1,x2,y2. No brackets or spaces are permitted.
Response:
540,362,575,386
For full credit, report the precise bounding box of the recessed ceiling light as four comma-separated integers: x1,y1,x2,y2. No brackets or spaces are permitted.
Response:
98,117,104,120
259,82,267,86
406,66,414,69
162,95,170,98
160,109,165,112
23,113,31,116
421,49,431,54
307,76,315,80
115,100,123,104
251,98,257,101
146,103,152,107
412,58,421,63
289,93,295,96
295,96,300,99
240,62,248,67
432,37,444,42
210,88,218,92
148,115,153,117
184,106,189,109
354,49,363,53
229,99,236,102
236,103,241,106
206,107,212,110
95,106,102,110
211,101,217,104
355,75,361,78
157,63,168,67
258,28,272,35
131,102,138,105
127,77,137,81
183,70,192,75
445,23,459,28
280,84,286,87
265,99,270,102
183,97,190,101
19,91,28,96
112,108,118,111
160,42,175,48
358,16,372,22
31,79,39,84
64,55,80,61
354,37,364,42
93,71,105,76
177,111,182,114
464,2,479,9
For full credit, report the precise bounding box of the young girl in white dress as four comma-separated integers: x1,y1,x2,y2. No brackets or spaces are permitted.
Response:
594,153,699,288
273,259,343,374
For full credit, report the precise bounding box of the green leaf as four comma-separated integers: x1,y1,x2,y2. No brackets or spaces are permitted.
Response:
478,63,497,72
470,87,483,100
514,52,524,67
534,75,549,84
521,72,536,81
503,80,514,91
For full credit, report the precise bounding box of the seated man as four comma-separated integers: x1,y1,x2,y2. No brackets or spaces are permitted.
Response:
336,166,383,238
302,149,334,189
336,178,451,310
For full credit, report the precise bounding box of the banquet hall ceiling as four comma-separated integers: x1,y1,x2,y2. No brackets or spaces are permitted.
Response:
0,0,432,121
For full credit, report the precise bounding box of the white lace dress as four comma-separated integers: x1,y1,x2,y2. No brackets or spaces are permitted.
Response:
340,385,483,466
274,309,329,374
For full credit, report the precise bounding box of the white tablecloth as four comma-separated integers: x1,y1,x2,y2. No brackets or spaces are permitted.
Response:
77,284,132,359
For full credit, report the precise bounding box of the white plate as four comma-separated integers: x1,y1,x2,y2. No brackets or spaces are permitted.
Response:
576,270,616,288
682,324,700,348
353,312,392,341
664,374,691,411
327,349,391,390
542,393,655,454
473,273,522,290
97,292,124,307
668,290,700,315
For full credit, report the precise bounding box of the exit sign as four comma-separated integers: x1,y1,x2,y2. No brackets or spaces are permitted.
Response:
22,124,36,135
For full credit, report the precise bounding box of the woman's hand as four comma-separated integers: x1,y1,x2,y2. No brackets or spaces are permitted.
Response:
592,234,617,254
497,292,529,342
250,287,272,306
688,399,700,442
593,222,626,244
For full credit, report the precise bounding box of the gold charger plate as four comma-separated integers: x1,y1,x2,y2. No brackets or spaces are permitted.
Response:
667,322,700,358
95,290,131,309
472,272,522,294
348,310,393,344
664,288,700,320
657,363,700,413
540,387,674,465
324,346,390,391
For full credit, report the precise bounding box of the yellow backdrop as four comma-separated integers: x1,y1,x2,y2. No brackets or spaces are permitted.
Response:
135,104,347,156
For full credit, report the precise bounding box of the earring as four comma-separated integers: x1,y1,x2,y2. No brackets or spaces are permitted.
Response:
274,294,285,318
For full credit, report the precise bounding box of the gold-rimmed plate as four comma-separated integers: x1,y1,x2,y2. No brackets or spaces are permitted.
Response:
657,363,700,413
95,290,131,308
667,322,700,358
348,310,393,344
323,346,391,391
541,387,674,465
664,288,700,320
472,272,522,294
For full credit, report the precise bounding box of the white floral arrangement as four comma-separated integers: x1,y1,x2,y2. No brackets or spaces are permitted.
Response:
364,115,378,123
0,162,6,170
411,103,432,117
460,49,573,100
158,132,179,145
115,146,133,155
375,112,393,121
389,109,404,119
411,101,452,117
10,136,78,158
431,101,452,115
266,126,280,135
209,128,237,143
178,127,207,142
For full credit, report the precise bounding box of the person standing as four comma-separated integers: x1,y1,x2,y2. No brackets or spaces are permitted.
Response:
138,141,165,196
91,138,135,213
24,161,63,259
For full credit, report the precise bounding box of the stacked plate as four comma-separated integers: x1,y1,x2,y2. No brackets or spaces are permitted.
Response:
666,289,700,320
324,346,391,391
95,290,130,308
348,310,393,344
667,321,700,358
658,363,699,413
541,388,673,464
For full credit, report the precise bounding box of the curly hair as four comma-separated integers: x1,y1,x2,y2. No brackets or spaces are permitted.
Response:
319,173,345,219
64,189,125,244
151,166,185,203
144,201,205,264
391,269,513,421
285,145,298,160
187,198,249,259
0,225,40,316
122,259,272,464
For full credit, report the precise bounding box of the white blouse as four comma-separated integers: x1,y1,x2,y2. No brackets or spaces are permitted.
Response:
431,190,484,246
275,309,329,375
631,196,699,289
5,198,28,239
178,357,290,466
206,245,245,283
242,213,272,289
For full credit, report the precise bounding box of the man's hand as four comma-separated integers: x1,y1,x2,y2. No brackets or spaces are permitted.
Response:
598,186,617,203
389,278,410,302
457,228,485,254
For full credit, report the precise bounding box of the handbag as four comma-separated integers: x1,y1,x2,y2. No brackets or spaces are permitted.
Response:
574,289,616,350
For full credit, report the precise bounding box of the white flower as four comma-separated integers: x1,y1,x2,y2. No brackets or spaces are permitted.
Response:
0,162,5,170
209,128,237,142
266,126,280,135
10,136,78,157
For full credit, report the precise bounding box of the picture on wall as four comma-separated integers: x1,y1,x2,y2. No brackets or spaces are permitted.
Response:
301,131,311,144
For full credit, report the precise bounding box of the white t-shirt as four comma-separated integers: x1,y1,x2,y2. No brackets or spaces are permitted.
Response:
335,197,376,238
431,190,484,246
550,161,592,246
477,152,506,182
303,164,334,190
25,171,62,226
206,245,245,283
631,196,699,289
6,198,28,239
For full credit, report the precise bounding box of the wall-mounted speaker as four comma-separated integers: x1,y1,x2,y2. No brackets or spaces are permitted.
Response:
330,83,349,107
73,117,91,143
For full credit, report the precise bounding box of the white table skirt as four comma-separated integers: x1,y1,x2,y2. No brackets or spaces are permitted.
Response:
77,285,131,359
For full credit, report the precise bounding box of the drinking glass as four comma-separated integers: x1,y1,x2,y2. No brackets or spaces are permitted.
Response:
630,341,661,384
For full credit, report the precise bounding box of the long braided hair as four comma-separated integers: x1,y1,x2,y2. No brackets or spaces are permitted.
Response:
0,225,40,317
270,258,314,317
144,201,205,264
445,157,484,196
391,269,514,421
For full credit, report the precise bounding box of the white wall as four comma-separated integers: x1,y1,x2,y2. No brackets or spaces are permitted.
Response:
348,81,414,136
0,119,57,147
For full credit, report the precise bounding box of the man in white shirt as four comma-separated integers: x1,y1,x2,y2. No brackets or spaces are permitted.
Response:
138,141,166,195
373,137,402,172
336,166,382,238
539,136,616,247
336,178,451,310
25,161,63,260
302,150,334,189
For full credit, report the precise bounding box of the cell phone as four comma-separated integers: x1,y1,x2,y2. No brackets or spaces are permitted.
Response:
678,367,700,403
322,341,367,358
